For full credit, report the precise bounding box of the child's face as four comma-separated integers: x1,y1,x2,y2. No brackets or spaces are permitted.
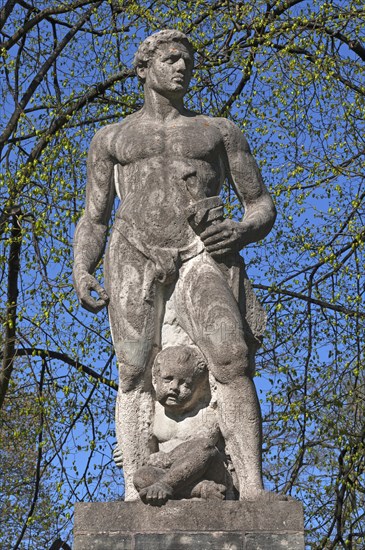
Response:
155,359,197,411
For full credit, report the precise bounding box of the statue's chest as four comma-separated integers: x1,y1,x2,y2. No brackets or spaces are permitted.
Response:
116,120,222,164
153,405,215,444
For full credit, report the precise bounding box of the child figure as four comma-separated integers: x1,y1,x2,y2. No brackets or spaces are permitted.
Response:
133,345,234,505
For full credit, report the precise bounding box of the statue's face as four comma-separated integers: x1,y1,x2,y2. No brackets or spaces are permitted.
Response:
154,359,197,410
143,41,193,97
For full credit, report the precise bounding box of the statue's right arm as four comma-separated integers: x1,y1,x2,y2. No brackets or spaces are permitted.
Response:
73,127,116,313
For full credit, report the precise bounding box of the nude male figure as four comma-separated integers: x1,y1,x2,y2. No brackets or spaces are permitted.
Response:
73,30,277,501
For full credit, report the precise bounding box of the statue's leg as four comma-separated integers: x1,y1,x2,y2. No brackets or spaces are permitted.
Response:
158,439,222,493
133,465,166,492
135,439,225,504
105,233,161,501
174,253,264,499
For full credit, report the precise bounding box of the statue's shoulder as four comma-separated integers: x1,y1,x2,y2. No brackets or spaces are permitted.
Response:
89,111,143,153
185,111,245,142
92,112,141,138
208,115,250,153
208,115,245,137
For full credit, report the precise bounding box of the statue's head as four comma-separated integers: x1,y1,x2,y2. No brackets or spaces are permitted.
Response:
133,30,194,96
153,345,207,413
134,30,194,75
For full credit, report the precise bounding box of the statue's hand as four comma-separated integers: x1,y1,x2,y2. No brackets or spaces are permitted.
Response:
73,271,109,313
113,444,123,468
200,219,246,258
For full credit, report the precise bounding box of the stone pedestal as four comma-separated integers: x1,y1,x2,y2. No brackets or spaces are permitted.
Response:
73,500,305,549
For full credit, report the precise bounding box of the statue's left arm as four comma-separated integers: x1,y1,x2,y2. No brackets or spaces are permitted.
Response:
200,118,276,257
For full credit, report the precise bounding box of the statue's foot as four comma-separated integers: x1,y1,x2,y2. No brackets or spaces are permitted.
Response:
239,488,293,502
139,481,173,506
192,480,226,501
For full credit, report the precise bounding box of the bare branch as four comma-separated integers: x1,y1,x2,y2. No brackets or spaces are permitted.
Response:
2,0,102,50
255,283,365,318
13,357,46,550
0,207,22,409
0,1,103,153
0,0,17,31
27,67,133,163
14,347,118,391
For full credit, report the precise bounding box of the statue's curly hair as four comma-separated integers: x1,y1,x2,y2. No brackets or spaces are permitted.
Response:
153,345,206,380
133,29,194,80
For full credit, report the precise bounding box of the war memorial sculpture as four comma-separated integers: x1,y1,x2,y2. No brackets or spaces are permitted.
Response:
73,28,304,550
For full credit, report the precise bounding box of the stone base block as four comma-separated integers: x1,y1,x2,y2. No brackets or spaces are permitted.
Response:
74,500,304,549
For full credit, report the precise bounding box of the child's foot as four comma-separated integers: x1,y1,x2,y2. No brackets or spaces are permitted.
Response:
139,481,173,506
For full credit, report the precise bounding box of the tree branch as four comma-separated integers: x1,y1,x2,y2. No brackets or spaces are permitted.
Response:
27,67,133,163
219,49,256,115
13,357,46,550
255,284,365,318
2,0,102,49
14,347,118,391
0,0,17,31
0,206,22,409
0,1,103,153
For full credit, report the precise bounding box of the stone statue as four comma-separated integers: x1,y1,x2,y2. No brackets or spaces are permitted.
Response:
133,345,233,504
73,29,277,502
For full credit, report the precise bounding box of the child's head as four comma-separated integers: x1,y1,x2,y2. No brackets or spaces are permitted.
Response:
153,345,207,412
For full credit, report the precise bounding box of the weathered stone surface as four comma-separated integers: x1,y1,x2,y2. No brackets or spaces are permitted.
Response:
74,501,304,533
246,533,305,549
73,501,305,549
74,532,306,550
73,533,132,550
73,29,279,504
135,532,244,549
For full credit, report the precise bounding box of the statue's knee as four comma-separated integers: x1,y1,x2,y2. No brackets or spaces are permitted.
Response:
209,342,254,384
199,438,217,454
133,466,154,491
115,339,153,391
193,439,219,465
119,363,145,391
